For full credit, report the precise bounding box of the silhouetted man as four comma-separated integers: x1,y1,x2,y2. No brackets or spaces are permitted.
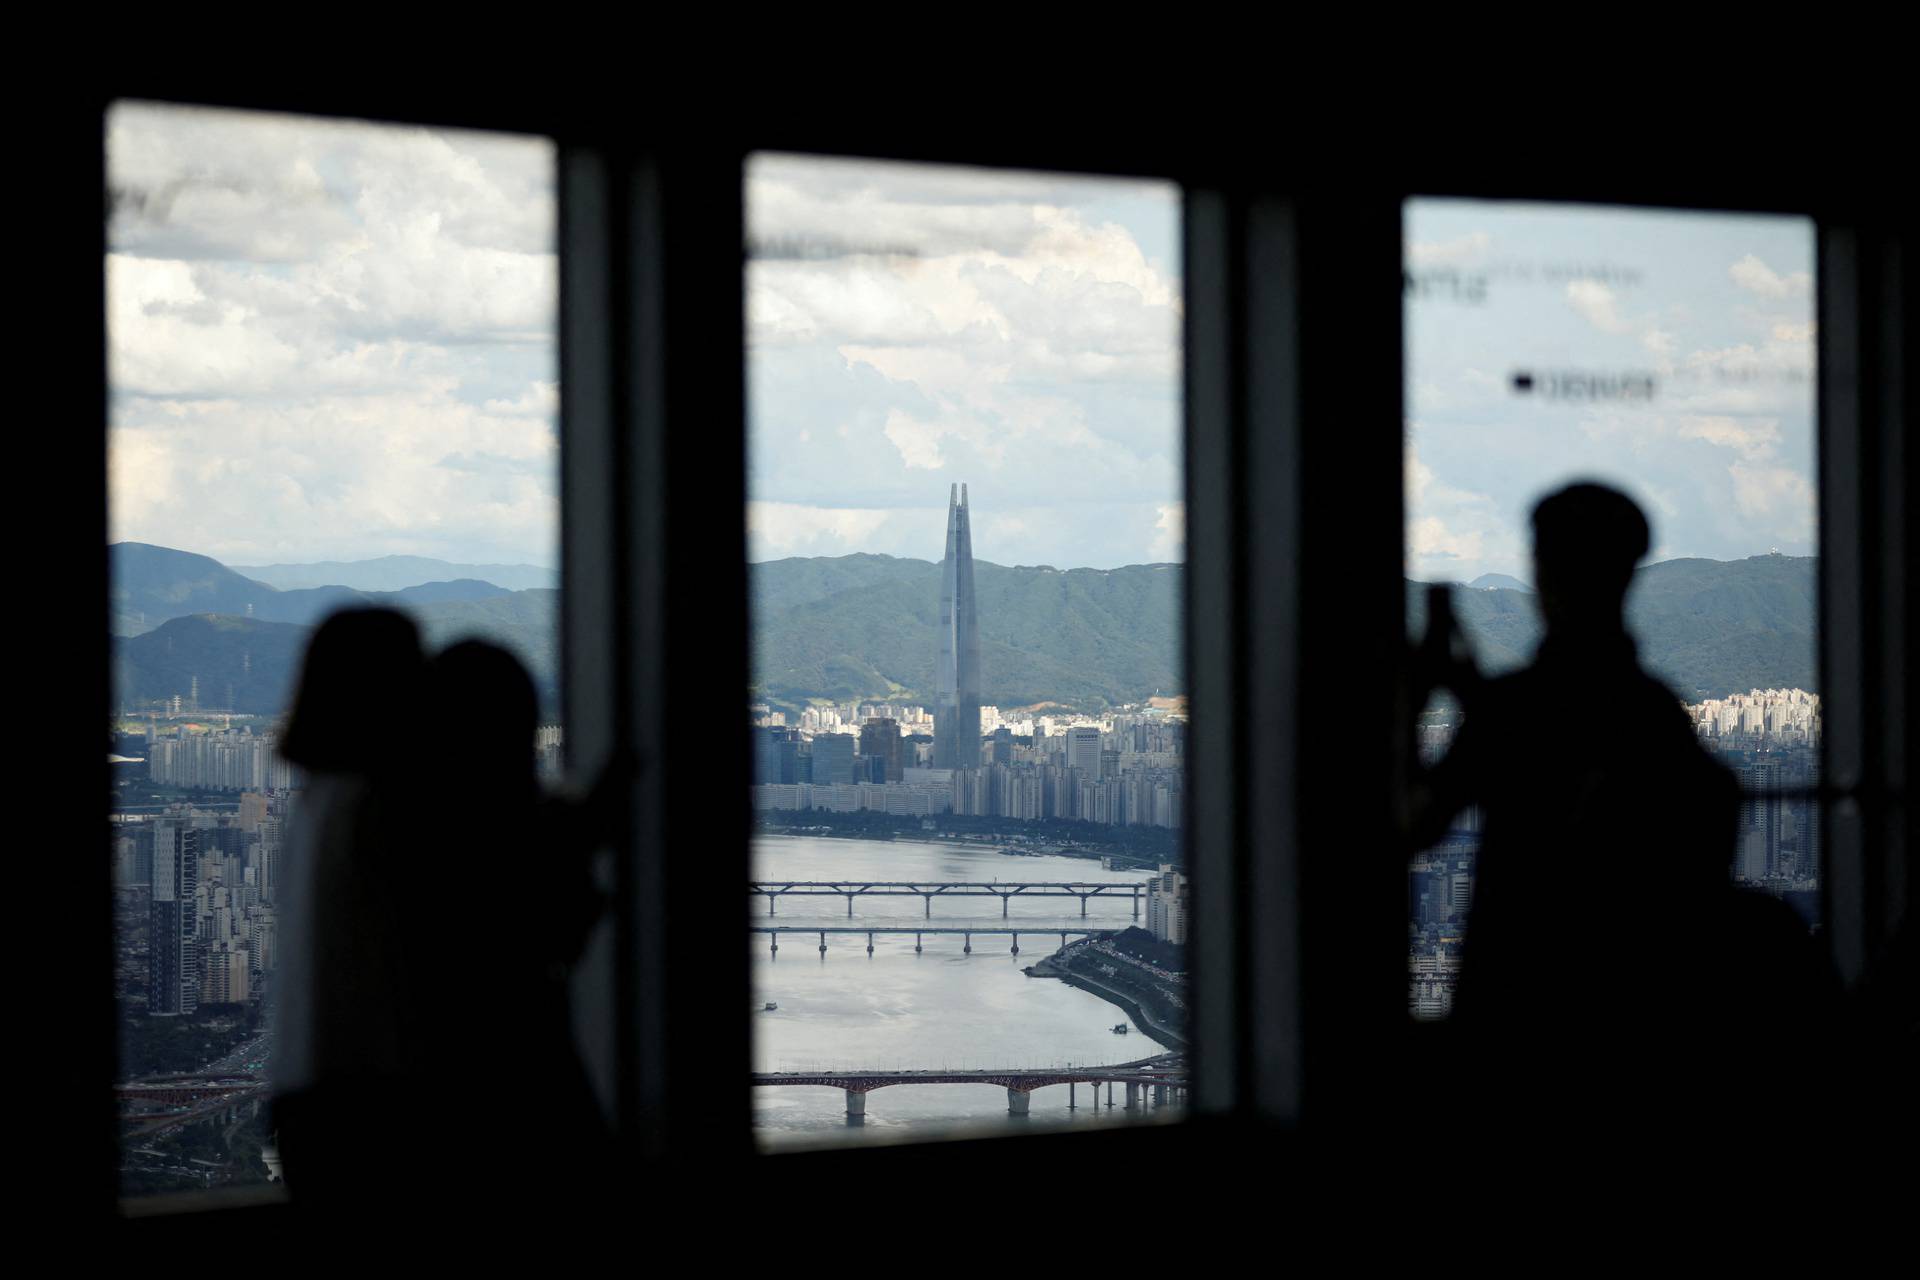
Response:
1409,483,1748,1139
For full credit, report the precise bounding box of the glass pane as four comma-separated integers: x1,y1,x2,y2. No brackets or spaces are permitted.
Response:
108,102,558,1195
1404,200,1818,1017
747,154,1187,1146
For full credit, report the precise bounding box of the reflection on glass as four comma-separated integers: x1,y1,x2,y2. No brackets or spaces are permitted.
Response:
1404,200,1818,1017
107,102,557,1195
746,155,1187,1145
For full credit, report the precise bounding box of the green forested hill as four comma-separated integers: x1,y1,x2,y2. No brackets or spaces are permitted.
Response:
756,550,1813,710
751,558,1182,710
1410,553,1816,700
115,614,313,714
108,546,1815,717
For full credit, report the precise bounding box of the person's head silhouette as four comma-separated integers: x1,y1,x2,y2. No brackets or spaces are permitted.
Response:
429,639,540,795
281,607,425,774
1529,481,1650,638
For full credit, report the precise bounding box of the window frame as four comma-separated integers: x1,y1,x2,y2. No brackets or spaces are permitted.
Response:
71,90,1911,1220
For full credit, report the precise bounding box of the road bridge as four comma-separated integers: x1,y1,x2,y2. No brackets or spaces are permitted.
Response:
116,1076,266,1138
753,925,1120,954
753,1054,1187,1117
751,880,1147,918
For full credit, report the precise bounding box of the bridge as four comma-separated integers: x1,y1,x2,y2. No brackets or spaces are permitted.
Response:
751,880,1148,918
754,925,1120,954
116,1075,266,1138
754,1053,1187,1116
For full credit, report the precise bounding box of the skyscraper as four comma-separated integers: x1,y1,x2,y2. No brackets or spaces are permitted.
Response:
1066,725,1103,779
148,820,201,1016
933,483,981,769
860,717,904,782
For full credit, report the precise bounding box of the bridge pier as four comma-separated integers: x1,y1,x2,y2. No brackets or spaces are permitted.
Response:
1001,895,1009,918
1107,1082,1114,1108
769,934,778,954
768,894,775,916
866,931,874,954
924,895,932,918
1069,1082,1076,1110
1153,1084,1167,1107
846,894,854,917
1010,933,1019,955
845,1090,866,1117
963,932,971,954
1080,894,1089,917
914,933,922,953
818,931,827,954
1125,1082,1138,1110
1006,1089,1030,1117
1132,892,1140,919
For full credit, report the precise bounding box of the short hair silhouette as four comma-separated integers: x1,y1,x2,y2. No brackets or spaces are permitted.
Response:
281,608,424,772
429,639,539,781
1529,481,1651,619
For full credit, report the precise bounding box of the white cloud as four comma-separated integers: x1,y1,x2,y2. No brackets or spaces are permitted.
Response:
881,410,948,470
1730,460,1817,528
1149,502,1185,562
746,502,901,557
1677,415,1781,459
1566,279,1633,334
1730,254,1811,299
746,158,1183,567
106,104,557,565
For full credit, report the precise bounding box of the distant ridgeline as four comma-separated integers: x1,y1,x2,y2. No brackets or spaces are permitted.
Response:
108,544,1815,717
752,550,1813,711
111,543,558,714
1409,552,1817,701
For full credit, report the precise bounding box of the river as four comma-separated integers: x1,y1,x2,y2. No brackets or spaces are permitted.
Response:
751,833,1180,1148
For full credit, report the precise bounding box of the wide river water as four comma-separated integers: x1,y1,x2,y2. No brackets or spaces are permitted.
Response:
751,833,1180,1148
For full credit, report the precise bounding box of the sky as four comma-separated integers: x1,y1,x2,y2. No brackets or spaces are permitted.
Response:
105,105,1814,579
746,154,1183,569
106,102,560,568
1406,199,1817,584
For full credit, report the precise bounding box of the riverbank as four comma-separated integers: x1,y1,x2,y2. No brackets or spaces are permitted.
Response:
754,823,1169,871
1027,953,1186,1050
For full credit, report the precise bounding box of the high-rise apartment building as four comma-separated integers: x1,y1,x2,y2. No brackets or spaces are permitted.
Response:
148,821,201,1016
932,484,981,769
990,726,1014,765
1147,863,1188,945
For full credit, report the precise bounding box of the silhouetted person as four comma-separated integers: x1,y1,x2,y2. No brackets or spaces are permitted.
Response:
398,640,617,1205
1408,482,1834,1147
276,625,622,1216
271,608,429,1210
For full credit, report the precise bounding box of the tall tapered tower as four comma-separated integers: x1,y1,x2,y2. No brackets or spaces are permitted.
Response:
933,483,981,769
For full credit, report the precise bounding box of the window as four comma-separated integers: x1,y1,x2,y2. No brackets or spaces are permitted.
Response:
68,97,1909,1219
106,101,558,1199
744,154,1189,1145
1403,199,1820,1016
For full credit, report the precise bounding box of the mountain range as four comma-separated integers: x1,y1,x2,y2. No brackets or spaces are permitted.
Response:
112,543,557,713
107,543,1817,718
227,554,557,593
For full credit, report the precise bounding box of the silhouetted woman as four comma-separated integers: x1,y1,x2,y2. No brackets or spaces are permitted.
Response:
270,607,428,1209
400,640,614,1199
